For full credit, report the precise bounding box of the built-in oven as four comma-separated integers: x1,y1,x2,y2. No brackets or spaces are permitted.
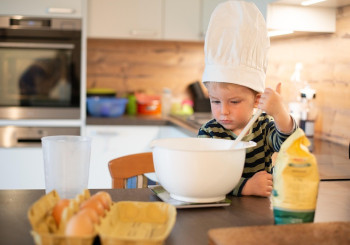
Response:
0,16,82,120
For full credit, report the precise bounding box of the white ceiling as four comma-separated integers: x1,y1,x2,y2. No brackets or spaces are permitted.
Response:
274,0,350,7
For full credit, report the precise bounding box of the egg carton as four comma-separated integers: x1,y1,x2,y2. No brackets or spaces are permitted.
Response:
27,189,96,245
96,201,176,245
28,192,176,245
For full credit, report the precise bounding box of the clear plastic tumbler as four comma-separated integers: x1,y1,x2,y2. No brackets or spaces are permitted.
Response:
41,135,92,199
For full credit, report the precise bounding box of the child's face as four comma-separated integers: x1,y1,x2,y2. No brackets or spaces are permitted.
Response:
207,82,259,133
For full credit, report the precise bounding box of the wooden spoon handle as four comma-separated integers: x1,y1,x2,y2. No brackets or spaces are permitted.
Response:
230,109,262,149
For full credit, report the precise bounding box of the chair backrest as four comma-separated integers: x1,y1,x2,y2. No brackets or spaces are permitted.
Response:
108,152,155,189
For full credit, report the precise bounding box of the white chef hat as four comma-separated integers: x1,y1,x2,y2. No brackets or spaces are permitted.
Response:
202,0,270,93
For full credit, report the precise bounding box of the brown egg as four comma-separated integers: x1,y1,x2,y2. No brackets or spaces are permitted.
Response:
78,208,100,224
52,199,70,226
80,199,105,217
91,191,112,210
65,212,94,236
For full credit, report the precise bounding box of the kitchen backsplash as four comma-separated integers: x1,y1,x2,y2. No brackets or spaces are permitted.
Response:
87,5,350,146
87,39,205,101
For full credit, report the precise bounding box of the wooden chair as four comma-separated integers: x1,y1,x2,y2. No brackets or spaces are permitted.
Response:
108,152,155,189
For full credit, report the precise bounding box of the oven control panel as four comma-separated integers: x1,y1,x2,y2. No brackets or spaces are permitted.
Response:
0,126,80,148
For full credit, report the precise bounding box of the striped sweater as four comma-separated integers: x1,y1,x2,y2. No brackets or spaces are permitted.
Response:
197,113,296,196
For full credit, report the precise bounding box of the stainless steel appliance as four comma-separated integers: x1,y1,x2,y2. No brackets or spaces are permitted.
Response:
0,126,80,147
0,16,82,120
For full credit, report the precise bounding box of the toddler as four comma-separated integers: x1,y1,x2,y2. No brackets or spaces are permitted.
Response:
198,1,297,197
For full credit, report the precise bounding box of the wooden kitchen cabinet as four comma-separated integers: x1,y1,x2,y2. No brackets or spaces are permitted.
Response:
84,125,189,188
87,0,162,39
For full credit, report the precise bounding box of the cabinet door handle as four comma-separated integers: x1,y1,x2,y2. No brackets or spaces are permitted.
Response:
47,8,75,14
17,138,41,143
93,131,118,136
130,29,158,37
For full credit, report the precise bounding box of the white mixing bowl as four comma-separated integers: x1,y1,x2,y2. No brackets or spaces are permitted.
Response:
151,138,256,203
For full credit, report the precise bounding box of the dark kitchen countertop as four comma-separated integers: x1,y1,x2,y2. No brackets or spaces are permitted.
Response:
1,183,349,245
86,114,168,126
86,114,200,137
312,139,350,181
86,112,212,130
86,114,350,180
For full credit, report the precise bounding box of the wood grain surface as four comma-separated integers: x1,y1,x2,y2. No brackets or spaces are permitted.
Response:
208,221,350,245
87,38,205,101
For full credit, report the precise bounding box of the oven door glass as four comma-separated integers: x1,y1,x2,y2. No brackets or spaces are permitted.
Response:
0,43,74,107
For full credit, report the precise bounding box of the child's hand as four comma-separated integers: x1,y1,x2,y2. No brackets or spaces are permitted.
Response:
258,83,285,118
258,83,293,133
241,171,273,197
